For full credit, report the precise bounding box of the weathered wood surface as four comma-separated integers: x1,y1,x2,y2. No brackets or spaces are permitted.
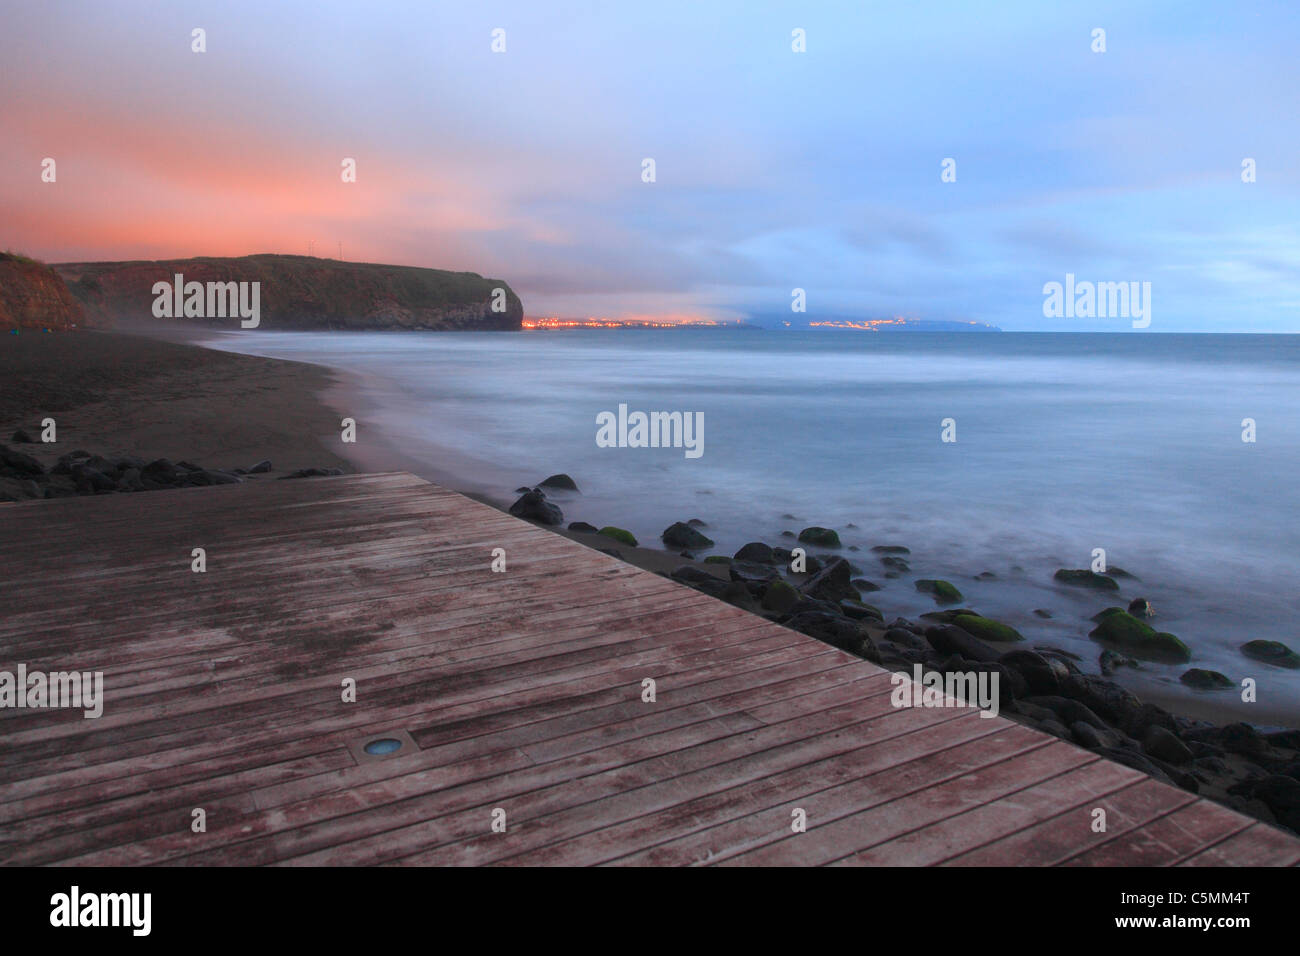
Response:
0,473,1295,866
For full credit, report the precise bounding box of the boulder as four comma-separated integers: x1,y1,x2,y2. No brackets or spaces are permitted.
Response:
568,521,599,533
598,526,638,547
1089,610,1190,663
662,521,714,549
508,488,563,525
798,557,859,604
0,444,44,477
923,624,1002,663
951,613,1023,643
915,579,963,604
797,527,841,548
760,579,800,614
1054,568,1119,590
1240,640,1300,669
539,473,579,492
248,459,273,474
734,542,775,564
1142,726,1193,765
1180,668,1233,690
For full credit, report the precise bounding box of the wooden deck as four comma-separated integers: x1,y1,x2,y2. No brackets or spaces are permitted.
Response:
1,472,1296,866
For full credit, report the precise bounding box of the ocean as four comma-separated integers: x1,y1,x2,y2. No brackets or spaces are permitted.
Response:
201,329,1300,717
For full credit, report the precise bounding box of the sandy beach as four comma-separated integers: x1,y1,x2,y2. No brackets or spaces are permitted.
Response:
0,326,354,478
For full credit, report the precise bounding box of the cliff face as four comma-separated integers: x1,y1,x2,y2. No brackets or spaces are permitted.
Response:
0,254,92,330
53,254,523,331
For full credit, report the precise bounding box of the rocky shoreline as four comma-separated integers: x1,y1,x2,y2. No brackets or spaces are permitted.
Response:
510,478,1300,838
0,438,345,500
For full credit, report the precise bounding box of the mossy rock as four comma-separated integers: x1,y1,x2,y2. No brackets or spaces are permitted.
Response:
952,613,1024,643
1091,606,1126,622
871,545,910,555
1241,640,1300,669
1054,568,1119,591
761,578,800,614
1088,611,1190,663
598,526,638,547
1180,668,1234,690
798,527,841,548
915,579,963,604
702,555,732,565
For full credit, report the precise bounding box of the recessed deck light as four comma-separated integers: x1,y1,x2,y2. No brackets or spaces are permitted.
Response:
363,737,403,756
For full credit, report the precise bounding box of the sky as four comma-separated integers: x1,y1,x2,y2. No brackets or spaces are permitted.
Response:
2,0,1299,331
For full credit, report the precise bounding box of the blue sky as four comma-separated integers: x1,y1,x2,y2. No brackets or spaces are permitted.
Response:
3,0,1298,329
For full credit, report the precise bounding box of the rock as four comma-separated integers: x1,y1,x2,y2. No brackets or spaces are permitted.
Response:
951,613,1023,643
851,578,882,592
515,486,531,494
734,542,775,564
797,527,841,548
871,545,910,554
1180,668,1233,690
785,610,870,655
720,580,759,612
879,555,910,572
1060,675,1149,736
662,521,714,549
1127,597,1154,618
730,561,779,585
117,467,144,492
598,526,638,547
539,473,579,492
1073,721,1124,750
1241,639,1300,669
924,624,1002,663
780,530,794,538
798,557,859,604
1033,608,1052,619
280,467,335,479
703,555,731,565
1038,719,1072,740
915,579,963,604
671,566,717,585
999,649,1067,695
10,428,34,443
1053,568,1119,590
1143,726,1193,765
568,521,599,533
508,488,563,525
141,458,179,482
1023,695,1110,732
1099,648,1136,676
248,459,273,474
1089,611,1190,663
687,518,708,528
760,579,800,614
839,599,882,621
0,444,44,477
1228,775,1300,831
202,470,243,485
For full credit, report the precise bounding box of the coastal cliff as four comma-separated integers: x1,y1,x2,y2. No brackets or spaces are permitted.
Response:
53,254,523,331
0,253,93,330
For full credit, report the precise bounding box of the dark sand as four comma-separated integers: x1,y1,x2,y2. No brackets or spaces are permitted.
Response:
0,328,353,477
